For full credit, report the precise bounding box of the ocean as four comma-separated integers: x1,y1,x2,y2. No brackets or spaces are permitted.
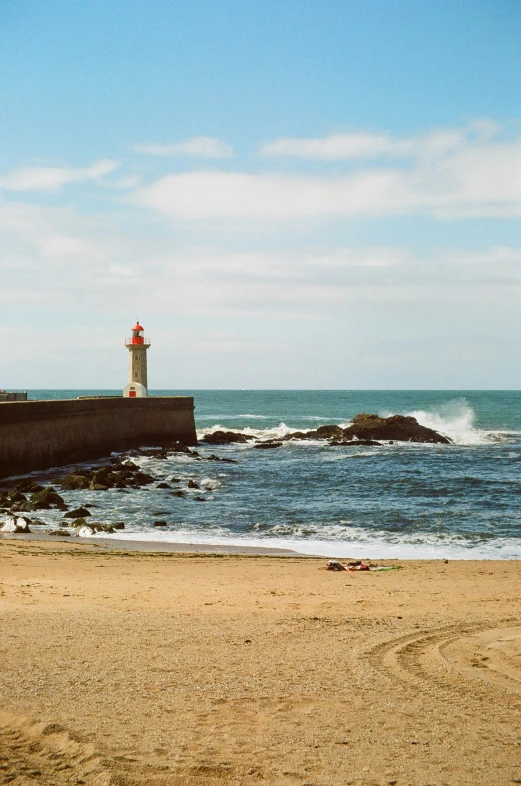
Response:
13,390,521,559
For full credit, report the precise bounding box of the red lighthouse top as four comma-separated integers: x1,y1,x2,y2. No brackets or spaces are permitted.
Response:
125,320,150,346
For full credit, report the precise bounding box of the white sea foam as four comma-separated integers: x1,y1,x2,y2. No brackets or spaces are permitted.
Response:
398,399,493,446
92,528,521,560
196,421,302,441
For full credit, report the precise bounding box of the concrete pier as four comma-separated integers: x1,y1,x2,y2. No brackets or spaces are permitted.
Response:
0,397,196,479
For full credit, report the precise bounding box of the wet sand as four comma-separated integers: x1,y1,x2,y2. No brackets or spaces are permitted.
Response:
1,538,521,785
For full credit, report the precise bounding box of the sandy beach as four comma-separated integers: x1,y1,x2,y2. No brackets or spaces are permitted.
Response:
1,539,521,785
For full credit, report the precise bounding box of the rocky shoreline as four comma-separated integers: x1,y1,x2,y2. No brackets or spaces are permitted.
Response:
0,413,451,536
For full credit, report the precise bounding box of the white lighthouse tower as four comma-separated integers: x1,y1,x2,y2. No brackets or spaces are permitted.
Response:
123,320,151,398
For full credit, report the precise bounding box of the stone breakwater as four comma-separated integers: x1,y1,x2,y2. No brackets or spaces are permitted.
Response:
0,396,197,479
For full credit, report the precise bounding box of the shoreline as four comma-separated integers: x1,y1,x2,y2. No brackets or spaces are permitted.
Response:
2,530,521,560
0,531,301,555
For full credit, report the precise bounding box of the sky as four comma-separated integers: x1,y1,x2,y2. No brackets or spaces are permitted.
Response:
1,0,520,389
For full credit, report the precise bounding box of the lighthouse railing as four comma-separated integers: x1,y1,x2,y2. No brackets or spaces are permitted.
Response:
125,338,151,346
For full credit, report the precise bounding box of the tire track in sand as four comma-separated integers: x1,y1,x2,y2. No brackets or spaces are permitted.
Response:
366,618,521,698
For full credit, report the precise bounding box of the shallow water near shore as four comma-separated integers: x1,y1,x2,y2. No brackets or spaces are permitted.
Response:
9,390,521,559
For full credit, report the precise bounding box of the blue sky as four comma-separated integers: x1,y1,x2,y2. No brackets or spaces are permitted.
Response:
1,0,520,388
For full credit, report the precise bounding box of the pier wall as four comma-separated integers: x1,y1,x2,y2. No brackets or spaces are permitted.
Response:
0,397,197,479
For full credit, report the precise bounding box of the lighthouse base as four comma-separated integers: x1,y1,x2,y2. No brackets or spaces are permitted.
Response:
0,396,197,479
123,382,148,398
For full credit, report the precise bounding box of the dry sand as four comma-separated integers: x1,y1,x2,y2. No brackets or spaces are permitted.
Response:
1,539,521,785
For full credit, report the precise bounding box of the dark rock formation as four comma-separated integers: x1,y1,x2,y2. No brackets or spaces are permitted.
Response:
167,441,199,455
59,474,90,490
89,481,108,491
30,487,65,509
281,426,343,441
315,425,344,439
139,448,168,459
64,506,91,519
342,413,451,444
329,439,382,447
14,480,45,494
277,415,450,445
67,516,89,528
201,431,254,445
57,463,158,492
88,522,116,533
253,441,283,449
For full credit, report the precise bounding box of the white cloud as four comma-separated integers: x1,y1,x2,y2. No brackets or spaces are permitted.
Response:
0,198,519,386
131,136,233,158
0,159,118,192
1,199,519,315
258,121,501,160
134,133,521,221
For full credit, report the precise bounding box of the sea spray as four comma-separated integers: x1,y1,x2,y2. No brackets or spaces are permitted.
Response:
402,399,491,446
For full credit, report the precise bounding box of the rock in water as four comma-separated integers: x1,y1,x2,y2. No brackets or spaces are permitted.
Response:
59,474,90,490
329,439,382,447
201,431,254,445
30,487,65,509
64,506,92,519
253,441,283,449
315,425,344,439
1,516,31,533
78,526,95,537
342,413,451,444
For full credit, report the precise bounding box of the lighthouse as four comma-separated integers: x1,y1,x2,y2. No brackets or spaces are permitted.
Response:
123,321,151,398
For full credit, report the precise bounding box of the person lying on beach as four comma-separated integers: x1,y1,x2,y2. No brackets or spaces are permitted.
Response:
325,560,402,572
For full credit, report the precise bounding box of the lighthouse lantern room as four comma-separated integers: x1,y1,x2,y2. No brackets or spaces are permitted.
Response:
123,321,151,398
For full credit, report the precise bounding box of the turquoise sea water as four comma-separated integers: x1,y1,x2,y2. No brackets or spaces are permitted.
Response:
18,390,521,558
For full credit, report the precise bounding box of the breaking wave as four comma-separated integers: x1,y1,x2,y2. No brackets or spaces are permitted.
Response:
196,400,498,446
396,399,495,446
196,421,304,442
99,527,521,560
